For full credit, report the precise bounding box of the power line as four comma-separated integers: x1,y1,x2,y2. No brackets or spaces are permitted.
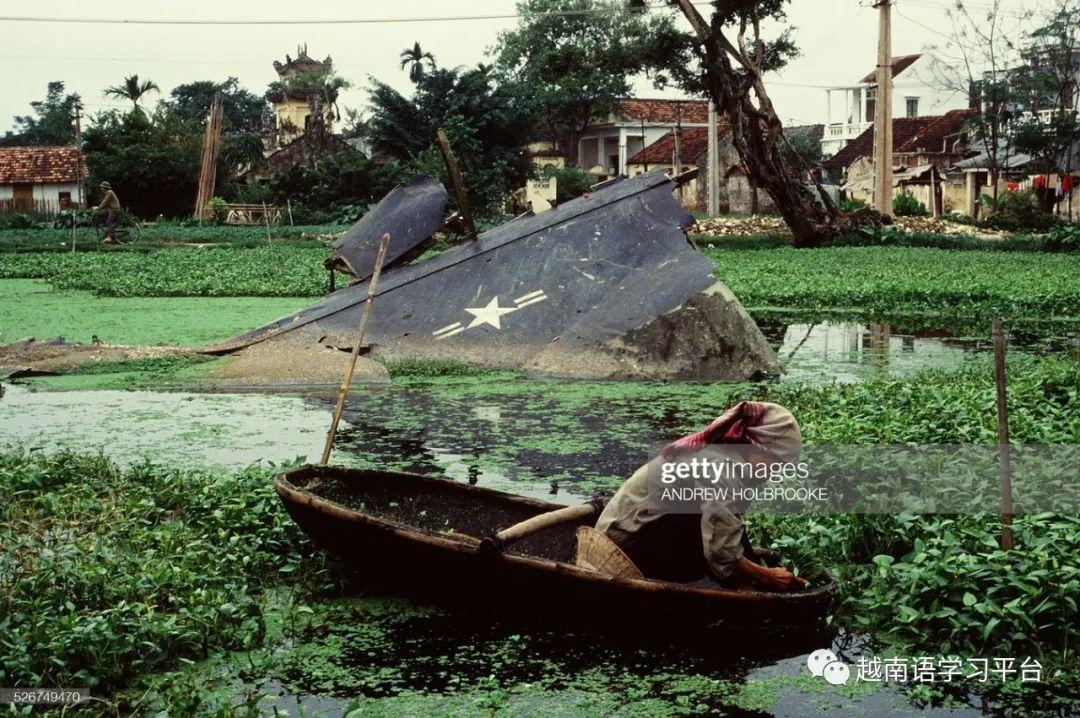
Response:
0,3,710,26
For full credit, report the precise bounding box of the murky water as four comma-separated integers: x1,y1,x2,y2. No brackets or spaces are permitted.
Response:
768,320,1077,383
1,319,1075,501
163,593,995,718
0,385,333,468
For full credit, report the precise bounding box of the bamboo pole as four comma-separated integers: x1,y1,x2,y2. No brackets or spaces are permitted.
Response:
194,93,223,219
992,316,1014,551
320,233,391,464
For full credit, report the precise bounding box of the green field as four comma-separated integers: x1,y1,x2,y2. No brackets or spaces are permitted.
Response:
0,279,308,346
2,239,1078,322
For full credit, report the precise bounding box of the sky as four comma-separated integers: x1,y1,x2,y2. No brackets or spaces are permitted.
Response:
0,0,1040,135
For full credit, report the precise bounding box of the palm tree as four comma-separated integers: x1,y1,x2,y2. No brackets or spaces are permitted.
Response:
104,74,161,109
399,43,436,83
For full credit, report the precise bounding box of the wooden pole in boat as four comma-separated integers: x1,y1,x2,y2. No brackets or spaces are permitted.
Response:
320,232,391,464
992,316,1014,550
480,502,601,554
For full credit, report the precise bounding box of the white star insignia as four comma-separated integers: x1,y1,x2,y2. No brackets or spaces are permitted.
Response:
464,296,518,329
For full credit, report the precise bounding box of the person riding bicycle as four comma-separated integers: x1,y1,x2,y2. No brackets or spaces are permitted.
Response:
94,181,121,244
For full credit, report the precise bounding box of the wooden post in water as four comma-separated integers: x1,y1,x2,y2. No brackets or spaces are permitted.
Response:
992,316,1015,550
320,233,391,464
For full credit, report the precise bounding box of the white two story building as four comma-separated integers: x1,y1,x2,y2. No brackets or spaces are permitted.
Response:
823,53,968,157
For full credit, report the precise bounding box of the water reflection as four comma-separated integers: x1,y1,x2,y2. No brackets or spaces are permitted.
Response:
764,321,1070,383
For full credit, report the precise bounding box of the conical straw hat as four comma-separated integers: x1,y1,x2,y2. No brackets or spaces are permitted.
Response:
575,527,643,579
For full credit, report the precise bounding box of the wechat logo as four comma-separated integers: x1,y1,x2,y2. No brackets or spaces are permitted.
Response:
807,648,850,685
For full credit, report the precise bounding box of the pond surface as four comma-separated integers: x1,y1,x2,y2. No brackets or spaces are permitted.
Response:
1,316,1076,503
0,385,333,468
151,590,994,718
767,319,1076,383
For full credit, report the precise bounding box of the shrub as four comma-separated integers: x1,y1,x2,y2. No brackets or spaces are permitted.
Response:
329,202,369,225
981,190,1059,233
1043,223,1080,252
0,213,46,230
205,196,229,225
892,192,927,217
839,197,869,213
51,208,94,229
544,165,592,204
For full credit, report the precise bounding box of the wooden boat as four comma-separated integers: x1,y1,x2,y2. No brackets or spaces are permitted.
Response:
276,464,836,633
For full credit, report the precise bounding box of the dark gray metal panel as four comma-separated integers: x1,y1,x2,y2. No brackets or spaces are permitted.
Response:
207,170,704,353
330,175,448,279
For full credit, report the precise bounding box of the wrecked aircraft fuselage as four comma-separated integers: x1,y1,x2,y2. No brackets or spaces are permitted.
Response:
207,170,782,381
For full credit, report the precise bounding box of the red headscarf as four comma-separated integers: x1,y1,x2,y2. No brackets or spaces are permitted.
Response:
660,401,801,462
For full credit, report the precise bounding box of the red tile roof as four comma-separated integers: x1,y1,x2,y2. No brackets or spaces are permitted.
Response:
616,98,710,124
859,54,923,84
824,109,976,169
0,146,86,185
626,124,732,165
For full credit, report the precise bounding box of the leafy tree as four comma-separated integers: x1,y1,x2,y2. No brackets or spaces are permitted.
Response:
545,164,592,203
780,127,824,172
399,42,436,83
491,0,686,155
1,81,81,146
167,78,266,133
163,78,267,199
663,0,868,247
82,108,201,218
927,0,1034,205
265,148,396,215
1010,0,1080,208
104,74,161,110
367,65,536,216
340,108,372,141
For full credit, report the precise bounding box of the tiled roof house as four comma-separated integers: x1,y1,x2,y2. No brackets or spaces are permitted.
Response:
0,146,87,214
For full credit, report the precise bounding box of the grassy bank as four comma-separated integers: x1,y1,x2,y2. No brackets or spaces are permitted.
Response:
0,247,331,297
0,279,309,346
0,224,342,253
705,245,1080,320
2,242,1077,322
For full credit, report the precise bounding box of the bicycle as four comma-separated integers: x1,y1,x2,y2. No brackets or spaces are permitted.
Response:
90,209,141,245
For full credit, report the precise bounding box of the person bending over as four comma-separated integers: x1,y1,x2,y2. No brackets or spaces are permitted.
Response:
595,401,808,592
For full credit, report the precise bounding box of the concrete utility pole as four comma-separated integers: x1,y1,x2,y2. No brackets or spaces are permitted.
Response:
674,102,683,203
707,100,720,215
872,0,894,214
73,98,85,209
